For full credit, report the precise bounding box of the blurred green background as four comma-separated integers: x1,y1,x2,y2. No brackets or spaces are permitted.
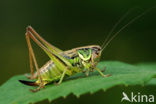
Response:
0,0,156,104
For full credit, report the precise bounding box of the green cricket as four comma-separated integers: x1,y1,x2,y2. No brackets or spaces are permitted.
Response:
19,9,147,92
19,26,111,92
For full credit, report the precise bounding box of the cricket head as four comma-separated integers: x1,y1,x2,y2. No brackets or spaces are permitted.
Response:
90,45,102,66
77,45,101,68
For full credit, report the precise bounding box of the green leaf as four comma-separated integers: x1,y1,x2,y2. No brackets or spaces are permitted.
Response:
0,61,156,104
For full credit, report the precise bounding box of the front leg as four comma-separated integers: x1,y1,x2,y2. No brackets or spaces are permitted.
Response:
82,69,89,77
101,66,106,72
85,70,89,77
95,67,111,77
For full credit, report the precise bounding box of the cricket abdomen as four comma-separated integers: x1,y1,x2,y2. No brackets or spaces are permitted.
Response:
36,56,82,85
36,60,63,85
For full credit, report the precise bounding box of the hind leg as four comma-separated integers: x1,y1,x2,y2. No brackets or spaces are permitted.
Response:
30,83,45,92
25,31,44,91
25,32,37,80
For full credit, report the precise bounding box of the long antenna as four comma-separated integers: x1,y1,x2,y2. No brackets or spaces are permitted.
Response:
101,7,155,52
101,8,136,48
